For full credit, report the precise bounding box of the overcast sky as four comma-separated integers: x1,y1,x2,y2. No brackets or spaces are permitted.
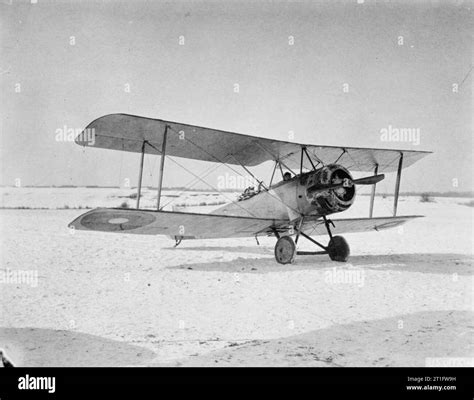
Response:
1,0,472,193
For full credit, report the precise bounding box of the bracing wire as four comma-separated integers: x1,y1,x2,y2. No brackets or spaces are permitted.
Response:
144,141,260,218
164,125,302,216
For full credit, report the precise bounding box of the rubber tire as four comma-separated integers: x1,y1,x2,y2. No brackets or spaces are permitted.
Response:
327,235,350,262
274,236,296,264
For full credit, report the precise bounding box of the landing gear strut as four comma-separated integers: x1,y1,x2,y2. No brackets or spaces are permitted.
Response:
273,216,350,264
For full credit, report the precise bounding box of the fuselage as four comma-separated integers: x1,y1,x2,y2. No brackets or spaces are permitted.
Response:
212,164,356,221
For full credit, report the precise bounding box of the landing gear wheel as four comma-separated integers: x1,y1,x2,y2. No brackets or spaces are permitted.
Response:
327,235,350,262
274,236,296,264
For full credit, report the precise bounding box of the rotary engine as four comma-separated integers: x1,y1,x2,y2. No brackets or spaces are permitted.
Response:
305,164,356,215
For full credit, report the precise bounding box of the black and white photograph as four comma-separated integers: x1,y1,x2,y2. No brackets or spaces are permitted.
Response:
1,0,473,395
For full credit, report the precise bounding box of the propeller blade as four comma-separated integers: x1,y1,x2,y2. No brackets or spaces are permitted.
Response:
307,174,385,195
353,174,385,185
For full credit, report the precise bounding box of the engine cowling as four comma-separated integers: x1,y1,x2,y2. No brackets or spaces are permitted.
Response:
305,164,355,215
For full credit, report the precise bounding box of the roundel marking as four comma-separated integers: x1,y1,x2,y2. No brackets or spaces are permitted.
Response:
80,210,156,231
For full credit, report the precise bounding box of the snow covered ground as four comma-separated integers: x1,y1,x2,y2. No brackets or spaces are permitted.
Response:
0,187,233,211
0,188,472,366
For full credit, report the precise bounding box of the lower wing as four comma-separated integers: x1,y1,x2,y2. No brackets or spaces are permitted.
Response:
298,215,423,236
69,208,422,239
68,208,286,239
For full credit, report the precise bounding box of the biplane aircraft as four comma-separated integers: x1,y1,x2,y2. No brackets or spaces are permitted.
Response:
69,114,431,264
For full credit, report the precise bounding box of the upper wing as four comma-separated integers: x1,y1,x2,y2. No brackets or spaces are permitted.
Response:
68,208,286,239
77,113,431,172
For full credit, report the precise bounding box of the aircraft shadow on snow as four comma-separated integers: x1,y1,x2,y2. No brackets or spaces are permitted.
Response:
167,249,473,275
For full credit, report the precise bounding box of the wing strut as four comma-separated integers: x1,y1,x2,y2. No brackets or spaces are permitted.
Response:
299,147,318,174
253,140,297,176
369,163,378,218
269,160,278,187
136,141,146,209
393,153,403,216
278,162,284,178
303,147,317,170
156,125,169,210
299,147,304,175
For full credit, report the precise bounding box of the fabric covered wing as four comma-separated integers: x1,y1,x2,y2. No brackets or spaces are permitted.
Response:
298,215,423,236
68,208,286,239
257,215,422,236
76,113,431,172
